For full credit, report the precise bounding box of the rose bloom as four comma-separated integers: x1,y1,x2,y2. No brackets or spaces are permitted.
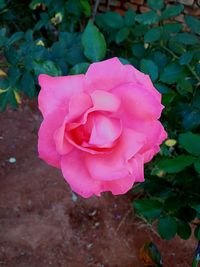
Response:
38,58,167,198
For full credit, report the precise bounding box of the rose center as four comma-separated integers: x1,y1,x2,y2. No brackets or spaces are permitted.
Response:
66,112,122,152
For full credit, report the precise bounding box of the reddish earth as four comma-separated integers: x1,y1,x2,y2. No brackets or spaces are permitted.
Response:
0,103,197,267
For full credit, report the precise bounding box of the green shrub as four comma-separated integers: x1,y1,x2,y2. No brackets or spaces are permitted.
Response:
1,0,200,247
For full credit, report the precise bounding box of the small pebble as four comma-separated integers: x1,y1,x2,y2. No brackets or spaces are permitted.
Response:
8,157,16,163
20,251,25,256
87,243,93,249
116,214,122,220
94,222,100,228
89,210,97,217
71,191,78,202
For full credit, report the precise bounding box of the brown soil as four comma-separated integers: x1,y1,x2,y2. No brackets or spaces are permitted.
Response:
0,103,197,267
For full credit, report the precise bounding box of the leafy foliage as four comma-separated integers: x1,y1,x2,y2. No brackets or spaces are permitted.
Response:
1,0,200,243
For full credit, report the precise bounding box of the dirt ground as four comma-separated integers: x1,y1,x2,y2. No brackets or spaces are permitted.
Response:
0,103,197,267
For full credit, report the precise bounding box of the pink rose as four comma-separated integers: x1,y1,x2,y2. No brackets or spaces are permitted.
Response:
38,57,167,198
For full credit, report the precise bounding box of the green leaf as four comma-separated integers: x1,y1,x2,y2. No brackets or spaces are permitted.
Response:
8,89,18,109
182,110,200,131
124,9,136,26
135,11,159,25
115,27,129,44
160,63,182,84
25,30,33,42
34,13,49,31
132,25,148,38
8,67,21,87
193,90,200,109
179,51,193,65
162,91,175,106
157,216,177,240
29,0,41,9
131,43,145,59
0,0,6,10
97,12,124,29
4,47,20,65
179,132,200,156
80,0,91,17
20,72,35,98
161,4,184,20
155,83,170,93
174,33,199,45
65,0,82,16
134,199,163,219
168,40,184,55
82,20,106,62
177,221,191,240
147,0,164,10
194,225,200,240
118,57,130,65
163,22,183,33
6,32,24,46
153,51,168,69
177,79,193,95
0,90,9,111
185,15,200,35
196,63,200,76
192,204,200,214
144,27,161,43
33,60,62,76
164,196,186,212
0,28,6,46
0,88,18,111
69,62,90,75
158,155,196,173
140,59,158,82
63,35,86,66
194,160,200,174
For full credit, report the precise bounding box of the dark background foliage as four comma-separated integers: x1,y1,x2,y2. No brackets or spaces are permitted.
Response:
0,0,200,245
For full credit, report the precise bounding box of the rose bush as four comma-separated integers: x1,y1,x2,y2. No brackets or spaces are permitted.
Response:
38,57,167,198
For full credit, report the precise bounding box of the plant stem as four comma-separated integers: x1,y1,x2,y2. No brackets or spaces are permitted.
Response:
187,65,200,84
161,46,200,84
91,0,100,22
0,63,9,68
192,241,200,267
162,46,179,59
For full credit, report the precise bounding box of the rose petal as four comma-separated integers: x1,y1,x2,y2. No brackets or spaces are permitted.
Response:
38,74,84,118
38,110,64,168
85,57,162,104
130,155,144,182
85,57,128,93
68,92,92,119
131,120,167,162
64,112,112,155
85,128,146,180
89,114,122,148
142,146,160,163
124,64,161,101
53,123,73,155
114,83,164,120
101,155,144,195
90,90,121,112
61,150,101,198
101,175,135,195
61,150,142,197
